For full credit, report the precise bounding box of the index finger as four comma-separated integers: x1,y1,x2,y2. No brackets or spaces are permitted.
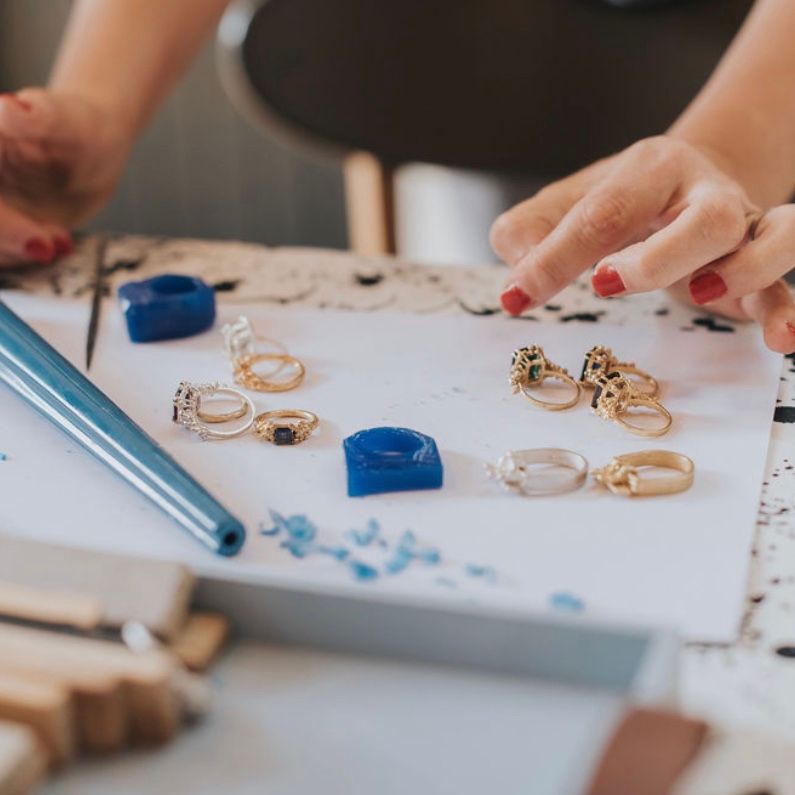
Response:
502,140,684,312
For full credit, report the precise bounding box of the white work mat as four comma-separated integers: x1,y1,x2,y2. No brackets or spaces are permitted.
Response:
0,292,781,641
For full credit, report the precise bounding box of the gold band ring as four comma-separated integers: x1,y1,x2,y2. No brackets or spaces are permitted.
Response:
196,395,249,424
234,353,305,393
510,345,581,411
580,345,658,397
591,372,672,437
254,409,319,445
746,210,766,242
592,450,694,497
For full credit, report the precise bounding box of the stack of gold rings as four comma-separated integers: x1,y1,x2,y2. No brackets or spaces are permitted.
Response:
172,381,255,441
222,316,305,393
509,342,671,436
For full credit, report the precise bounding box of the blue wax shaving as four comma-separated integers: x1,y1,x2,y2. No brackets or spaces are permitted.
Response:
464,563,497,585
266,509,291,536
280,538,315,559
346,518,381,547
0,453,7,461
416,547,441,565
258,521,281,537
317,544,350,561
397,530,417,550
384,547,413,575
284,514,317,542
350,560,379,581
549,592,585,613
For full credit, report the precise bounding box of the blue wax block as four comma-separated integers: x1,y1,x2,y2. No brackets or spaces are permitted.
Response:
118,274,216,343
343,427,443,497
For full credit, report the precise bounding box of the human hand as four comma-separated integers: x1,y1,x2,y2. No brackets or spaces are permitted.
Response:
0,88,131,266
490,135,795,354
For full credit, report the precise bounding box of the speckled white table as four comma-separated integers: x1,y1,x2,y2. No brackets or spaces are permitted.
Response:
8,235,795,776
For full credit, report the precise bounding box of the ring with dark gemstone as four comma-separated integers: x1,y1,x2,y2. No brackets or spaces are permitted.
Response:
580,345,659,397
254,409,319,446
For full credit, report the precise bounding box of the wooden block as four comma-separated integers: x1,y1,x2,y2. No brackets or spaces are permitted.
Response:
0,535,195,639
0,624,181,753
169,613,229,672
0,721,46,795
0,671,74,768
0,583,102,632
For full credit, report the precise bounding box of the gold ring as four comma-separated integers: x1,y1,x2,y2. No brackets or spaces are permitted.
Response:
509,345,581,411
592,450,694,497
746,210,765,242
234,353,305,393
253,409,319,445
196,395,249,424
591,372,672,437
580,345,659,397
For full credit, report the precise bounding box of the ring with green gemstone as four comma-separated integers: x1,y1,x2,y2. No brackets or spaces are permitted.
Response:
509,345,581,411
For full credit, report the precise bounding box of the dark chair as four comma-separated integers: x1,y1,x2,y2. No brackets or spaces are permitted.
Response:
217,0,754,254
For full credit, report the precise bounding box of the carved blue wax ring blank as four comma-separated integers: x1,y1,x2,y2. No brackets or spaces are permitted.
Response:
343,427,444,497
118,274,216,343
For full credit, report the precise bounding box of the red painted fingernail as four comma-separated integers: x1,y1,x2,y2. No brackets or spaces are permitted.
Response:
689,271,727,305
786,322,795,336
592,266,625,297
500,284,534,316
0,93,31,112
24,237,55,263
53,235,74,256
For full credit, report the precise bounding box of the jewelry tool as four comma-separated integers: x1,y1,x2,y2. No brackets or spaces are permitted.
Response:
85,234,109,371
0,298,246,556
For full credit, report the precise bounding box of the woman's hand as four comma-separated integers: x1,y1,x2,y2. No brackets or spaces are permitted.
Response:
490,135,795,354
0,88,130,266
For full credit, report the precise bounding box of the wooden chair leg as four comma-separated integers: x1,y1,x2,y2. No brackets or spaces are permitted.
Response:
343,151,396,256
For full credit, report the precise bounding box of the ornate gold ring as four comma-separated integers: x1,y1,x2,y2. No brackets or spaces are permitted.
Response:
510,345,581,411
592,450,694,497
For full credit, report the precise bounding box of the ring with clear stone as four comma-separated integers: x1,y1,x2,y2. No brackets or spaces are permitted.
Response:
486,448,588,496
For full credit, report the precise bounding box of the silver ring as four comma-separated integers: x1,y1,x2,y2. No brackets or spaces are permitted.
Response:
486,448,588,496
172,381,255,440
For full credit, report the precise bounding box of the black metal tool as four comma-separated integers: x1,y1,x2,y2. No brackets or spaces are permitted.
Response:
85,235,109,370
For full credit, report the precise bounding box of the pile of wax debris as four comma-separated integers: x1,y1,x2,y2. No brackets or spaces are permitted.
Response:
260,510,498,587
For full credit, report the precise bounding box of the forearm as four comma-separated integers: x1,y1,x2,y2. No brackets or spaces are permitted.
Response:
49,0,232,143
670,0,795,207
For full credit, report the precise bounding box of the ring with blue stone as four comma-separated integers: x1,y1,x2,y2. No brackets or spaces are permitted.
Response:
253,409,319,445
510,344,581,411
580,345,659,397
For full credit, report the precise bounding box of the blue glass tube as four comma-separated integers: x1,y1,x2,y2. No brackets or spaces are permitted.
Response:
0,299,245,556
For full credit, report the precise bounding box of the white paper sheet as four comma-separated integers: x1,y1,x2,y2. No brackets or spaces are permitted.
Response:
0,292,781,641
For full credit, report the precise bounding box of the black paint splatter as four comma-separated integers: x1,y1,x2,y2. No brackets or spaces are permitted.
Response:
457,301,501,316
104,258,144,275
213,279,241,292
354,272,384,287
654,307,670,316
560,312,605,323
775,646,795,659
774,406,795,424
544,304,562,312
693,316,735,333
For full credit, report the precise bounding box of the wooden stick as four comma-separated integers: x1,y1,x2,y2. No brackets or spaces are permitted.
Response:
0,721,46,795
169,613,229,672
0,671,74,768
0,583,102,632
